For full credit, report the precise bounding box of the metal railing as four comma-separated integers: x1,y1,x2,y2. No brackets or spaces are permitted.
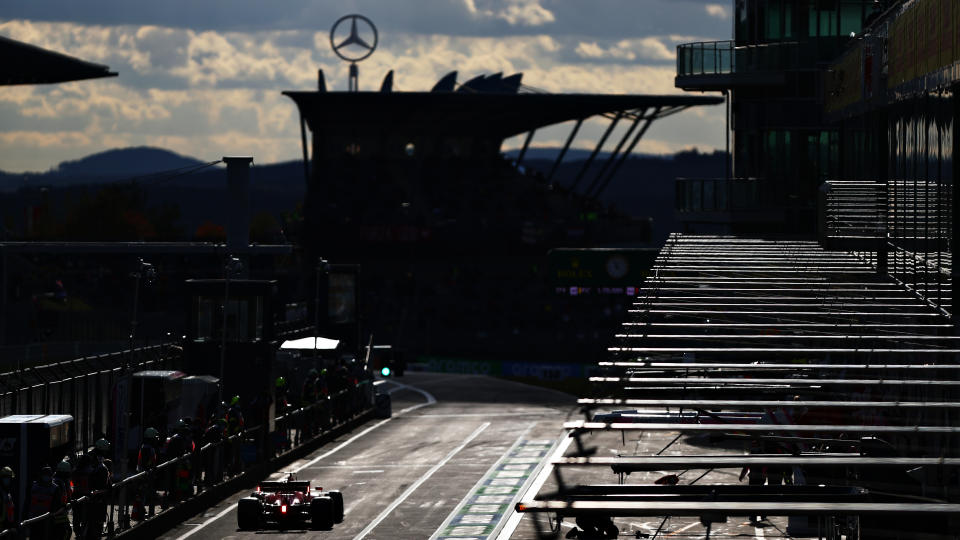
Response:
676,40,807,77
820,180,887,240
0,380,374,539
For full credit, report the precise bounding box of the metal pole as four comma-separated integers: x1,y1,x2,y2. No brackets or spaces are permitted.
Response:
315,259,321,361
219,265,230,404
725,90,731,182
128,272,140,371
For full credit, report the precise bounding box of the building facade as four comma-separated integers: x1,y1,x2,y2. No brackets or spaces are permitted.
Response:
675,0,880,234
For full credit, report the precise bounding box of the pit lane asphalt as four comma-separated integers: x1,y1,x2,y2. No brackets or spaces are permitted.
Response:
160,372,576,540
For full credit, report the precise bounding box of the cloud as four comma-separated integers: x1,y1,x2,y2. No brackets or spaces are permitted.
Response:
574,38,673,63
705,4,729,19
0,16,726,172
0,1,729,40
464,0,555,27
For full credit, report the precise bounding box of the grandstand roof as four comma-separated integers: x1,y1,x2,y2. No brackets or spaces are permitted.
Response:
283,91,722,138
0,35,117,86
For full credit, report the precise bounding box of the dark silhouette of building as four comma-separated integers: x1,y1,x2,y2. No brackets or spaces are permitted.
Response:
675,0,880,234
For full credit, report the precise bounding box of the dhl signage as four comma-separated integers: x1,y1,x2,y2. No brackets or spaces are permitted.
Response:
888,0,960,88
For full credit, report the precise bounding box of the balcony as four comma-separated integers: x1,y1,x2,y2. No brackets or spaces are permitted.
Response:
675,41,806,90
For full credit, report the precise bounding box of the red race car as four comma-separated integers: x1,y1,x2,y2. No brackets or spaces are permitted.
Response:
237,473,344,530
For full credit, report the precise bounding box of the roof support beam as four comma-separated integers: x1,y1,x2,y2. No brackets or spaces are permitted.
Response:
584,109,645,196
570,111,622,192
546,117,583,182
591,106,661,199
514,128,536,167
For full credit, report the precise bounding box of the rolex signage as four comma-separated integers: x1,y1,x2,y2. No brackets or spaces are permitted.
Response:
547,248,658,294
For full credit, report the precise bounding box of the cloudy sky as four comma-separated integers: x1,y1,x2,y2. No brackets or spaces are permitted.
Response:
0,0,730,173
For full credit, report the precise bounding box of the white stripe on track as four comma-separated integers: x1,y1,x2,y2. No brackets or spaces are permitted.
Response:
172,381,436,540
351,422,490,540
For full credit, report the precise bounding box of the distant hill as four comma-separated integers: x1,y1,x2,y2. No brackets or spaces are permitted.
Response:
0,147,211,191
53,147,207,179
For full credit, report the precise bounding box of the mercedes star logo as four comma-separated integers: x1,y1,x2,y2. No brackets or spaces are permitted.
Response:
329,14,378,63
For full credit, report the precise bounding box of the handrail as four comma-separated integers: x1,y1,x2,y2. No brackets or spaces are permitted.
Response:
676,40,807,78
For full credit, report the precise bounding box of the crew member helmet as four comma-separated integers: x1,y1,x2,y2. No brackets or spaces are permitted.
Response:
94,438,111,452
0,467,13,479
144,427,159,441
230,395,240,406
56,461,72,474
275,376,286,388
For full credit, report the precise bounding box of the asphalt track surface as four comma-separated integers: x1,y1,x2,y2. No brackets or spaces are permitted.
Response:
160,372,576,540
160,372,802,540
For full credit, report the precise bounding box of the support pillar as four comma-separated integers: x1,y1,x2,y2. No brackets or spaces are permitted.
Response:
223,156,253,252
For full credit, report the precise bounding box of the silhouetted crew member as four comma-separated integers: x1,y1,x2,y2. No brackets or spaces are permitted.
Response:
53,461,73,540
224,395,244,474
301,369,319,406
29,466,66,540
201,418,227,487
85,439,113,540
54,461,73,501
132,427,160,521
163,421,194,503
0,467,15,530
71,454,93,538
275,377,290,412
226,396,244,435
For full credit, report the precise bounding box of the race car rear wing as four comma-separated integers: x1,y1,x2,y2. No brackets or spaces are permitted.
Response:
259,481,312,493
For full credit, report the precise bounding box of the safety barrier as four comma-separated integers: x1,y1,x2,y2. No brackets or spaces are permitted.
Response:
0,379,374,539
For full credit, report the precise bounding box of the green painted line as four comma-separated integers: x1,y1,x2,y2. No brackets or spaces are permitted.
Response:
433,436,556,540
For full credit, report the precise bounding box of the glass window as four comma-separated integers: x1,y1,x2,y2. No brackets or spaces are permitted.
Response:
736,0,749,43
784,3,793,38
329,273,358,324
839,2,863,36
766,2,782,40
225,298,249,341
196,297,215,342
704,179,715,211
820,8,837,37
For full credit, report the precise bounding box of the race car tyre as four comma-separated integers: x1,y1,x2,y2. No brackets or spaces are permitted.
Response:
237,497,262,530
311,496,334,530
327,490,344,523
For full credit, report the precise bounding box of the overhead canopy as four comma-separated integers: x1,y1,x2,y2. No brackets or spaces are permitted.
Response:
0,35,117,86
283,91,723,140
280,337,340,351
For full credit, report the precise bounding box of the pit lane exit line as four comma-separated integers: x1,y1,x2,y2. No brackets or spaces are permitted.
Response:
172,380,437,540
